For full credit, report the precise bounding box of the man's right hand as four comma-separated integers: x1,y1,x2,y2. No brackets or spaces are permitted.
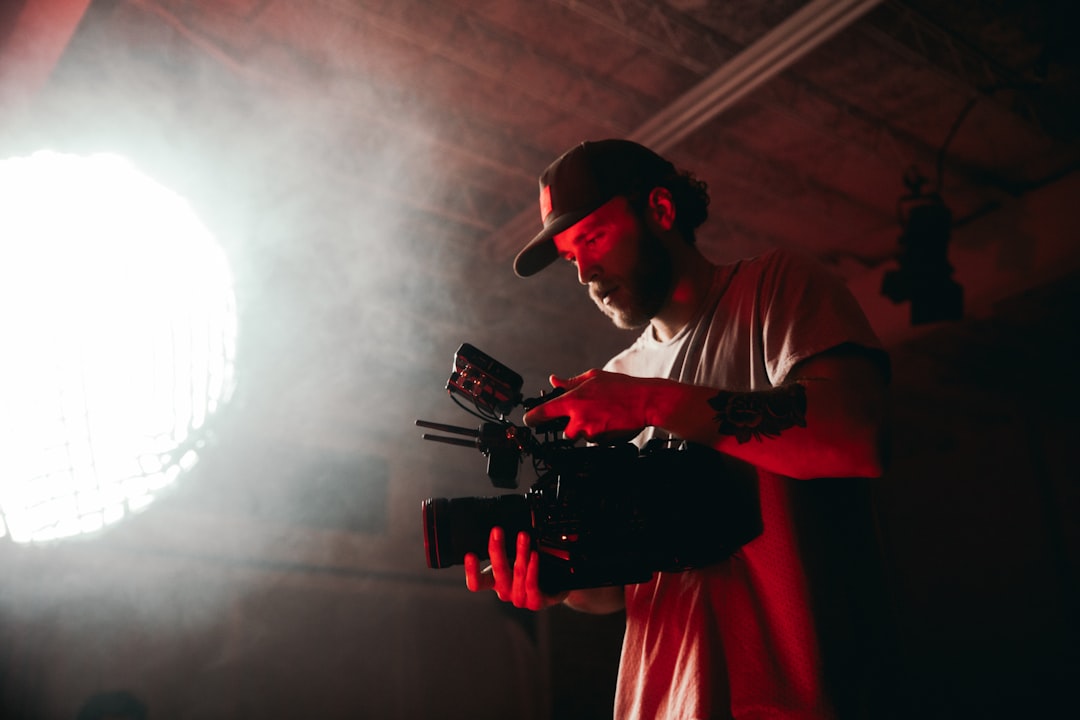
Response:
464,527,627,614
464,527,568,612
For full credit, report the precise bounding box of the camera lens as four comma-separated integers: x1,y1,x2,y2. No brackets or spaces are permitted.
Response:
422,494,531,569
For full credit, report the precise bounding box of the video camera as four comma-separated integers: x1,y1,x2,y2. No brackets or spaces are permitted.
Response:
417,344,762,595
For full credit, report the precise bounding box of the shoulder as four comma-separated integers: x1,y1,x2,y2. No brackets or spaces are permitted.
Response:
736,249,857,308
713,248,826,293
750,247,834,279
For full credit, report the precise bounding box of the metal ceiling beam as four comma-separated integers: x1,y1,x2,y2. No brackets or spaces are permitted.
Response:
631,0,885,152
490,0,885,261
559,0,1010,202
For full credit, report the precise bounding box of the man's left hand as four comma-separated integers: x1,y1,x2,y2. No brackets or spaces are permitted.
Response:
523,369,656,442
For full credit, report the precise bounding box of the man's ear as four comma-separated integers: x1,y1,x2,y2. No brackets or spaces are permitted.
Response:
646,187,675,231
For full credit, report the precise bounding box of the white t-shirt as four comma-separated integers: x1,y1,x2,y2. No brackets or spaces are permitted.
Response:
607,249,888,720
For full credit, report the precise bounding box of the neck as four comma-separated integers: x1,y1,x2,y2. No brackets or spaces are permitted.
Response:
650,243,716,343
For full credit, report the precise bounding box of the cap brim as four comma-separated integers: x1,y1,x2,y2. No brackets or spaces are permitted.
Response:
513,209,592,278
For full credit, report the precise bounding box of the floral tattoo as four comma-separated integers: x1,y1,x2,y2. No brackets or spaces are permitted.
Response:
708,384,808,443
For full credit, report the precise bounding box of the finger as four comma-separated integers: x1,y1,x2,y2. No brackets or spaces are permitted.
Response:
525,550,544,611
488,527,512,601
551,373,590,389
464,553,493,592
562,417,585,442
512,531,530,608
523,397,566,428
522,405,549,427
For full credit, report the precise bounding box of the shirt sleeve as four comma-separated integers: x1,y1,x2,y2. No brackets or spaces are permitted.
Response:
757,249,889,385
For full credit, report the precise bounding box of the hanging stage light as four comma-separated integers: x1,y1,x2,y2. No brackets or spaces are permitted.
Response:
881,171,964,325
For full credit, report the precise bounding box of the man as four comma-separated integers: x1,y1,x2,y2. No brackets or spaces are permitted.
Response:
464,139,892,719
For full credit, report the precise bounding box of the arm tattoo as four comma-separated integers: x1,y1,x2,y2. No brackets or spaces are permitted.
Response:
708,384,808,444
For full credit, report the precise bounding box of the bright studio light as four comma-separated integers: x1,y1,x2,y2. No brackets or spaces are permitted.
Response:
0,151,237,543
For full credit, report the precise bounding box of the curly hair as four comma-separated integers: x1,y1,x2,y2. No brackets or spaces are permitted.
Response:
627,168,711,245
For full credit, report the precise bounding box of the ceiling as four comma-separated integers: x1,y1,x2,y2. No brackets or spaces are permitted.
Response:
0,0,1078,513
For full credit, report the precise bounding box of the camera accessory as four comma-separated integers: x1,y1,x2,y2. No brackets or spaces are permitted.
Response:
446,343,523,417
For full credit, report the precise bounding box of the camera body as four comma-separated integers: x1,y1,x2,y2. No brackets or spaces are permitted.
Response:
418,344,762,595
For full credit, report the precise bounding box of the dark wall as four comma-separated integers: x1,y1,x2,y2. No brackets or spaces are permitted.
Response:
873,272,1080,717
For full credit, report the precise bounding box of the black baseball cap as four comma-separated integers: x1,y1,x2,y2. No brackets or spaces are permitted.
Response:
513,139,676,277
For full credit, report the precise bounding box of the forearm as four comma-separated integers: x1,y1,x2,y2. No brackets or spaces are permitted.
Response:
644,356,888,479
527,354,889,479
563,585,625,614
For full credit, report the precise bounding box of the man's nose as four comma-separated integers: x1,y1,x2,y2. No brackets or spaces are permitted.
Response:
576,258,598,285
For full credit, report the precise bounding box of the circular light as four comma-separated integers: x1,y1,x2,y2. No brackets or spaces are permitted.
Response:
0,151,237,543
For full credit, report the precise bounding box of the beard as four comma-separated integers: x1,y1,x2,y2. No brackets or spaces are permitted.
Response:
590,219,674,330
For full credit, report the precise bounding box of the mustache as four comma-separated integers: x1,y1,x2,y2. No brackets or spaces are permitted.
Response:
589,282,616,303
